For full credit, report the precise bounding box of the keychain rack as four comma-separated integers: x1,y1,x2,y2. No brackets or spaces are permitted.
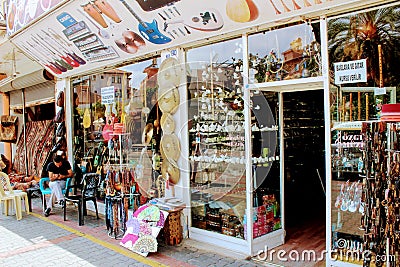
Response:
361,121,399,267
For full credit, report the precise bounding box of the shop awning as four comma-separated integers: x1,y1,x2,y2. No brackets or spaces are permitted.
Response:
0,69,54,93
9,80,55,109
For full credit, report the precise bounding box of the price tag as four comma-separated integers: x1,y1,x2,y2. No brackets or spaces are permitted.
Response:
374,87,386,96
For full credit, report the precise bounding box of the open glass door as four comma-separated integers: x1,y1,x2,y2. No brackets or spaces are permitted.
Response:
247,87,284,256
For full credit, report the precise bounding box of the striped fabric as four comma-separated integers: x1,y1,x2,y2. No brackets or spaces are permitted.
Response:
13,120,55,177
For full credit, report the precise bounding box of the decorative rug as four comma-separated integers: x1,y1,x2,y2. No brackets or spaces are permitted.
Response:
13,120,55,177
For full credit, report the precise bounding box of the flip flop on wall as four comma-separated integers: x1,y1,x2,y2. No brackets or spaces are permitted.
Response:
115,31,146,54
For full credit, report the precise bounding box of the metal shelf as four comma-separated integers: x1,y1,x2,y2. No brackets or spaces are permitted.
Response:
246,76,324,93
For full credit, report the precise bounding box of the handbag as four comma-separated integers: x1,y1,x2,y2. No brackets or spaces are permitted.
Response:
57,91,64,107
54,107,65,123
56,122,66,137
80,160,92,173
0,154,11,174
0,115,18,143
51,136,66,153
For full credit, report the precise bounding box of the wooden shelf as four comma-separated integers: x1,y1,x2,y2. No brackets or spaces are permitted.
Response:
246,76,324,93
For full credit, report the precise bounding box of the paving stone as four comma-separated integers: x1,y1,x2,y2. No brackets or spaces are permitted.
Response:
188,258,204,266
1,198,260,267
217,258,236,265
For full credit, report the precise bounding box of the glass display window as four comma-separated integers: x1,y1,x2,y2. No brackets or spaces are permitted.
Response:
70,57,164,202
250,91,281,239
187,37,281,240
328,4,400,266
187,38,247,239
248,23,321,83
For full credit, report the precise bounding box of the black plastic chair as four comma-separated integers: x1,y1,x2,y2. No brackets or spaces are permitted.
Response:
63,173,100,226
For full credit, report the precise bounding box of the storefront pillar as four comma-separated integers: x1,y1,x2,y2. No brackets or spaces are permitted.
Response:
160,48,191,237
61,79,74,163
1,92,11,159
320,16,333,266
242,33,254,256
21,88,28,176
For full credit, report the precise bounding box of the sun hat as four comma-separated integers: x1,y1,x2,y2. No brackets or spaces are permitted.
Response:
158,86,180,114
160,133,180,161
160,113,175,134
161,158,180,185
157,57,184,89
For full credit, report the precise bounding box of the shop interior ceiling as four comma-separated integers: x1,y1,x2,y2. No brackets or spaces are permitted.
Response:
0,1,43,87
0,40,43,89
3,0,397,79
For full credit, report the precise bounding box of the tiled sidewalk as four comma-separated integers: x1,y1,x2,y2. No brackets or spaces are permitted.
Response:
0,196,262,267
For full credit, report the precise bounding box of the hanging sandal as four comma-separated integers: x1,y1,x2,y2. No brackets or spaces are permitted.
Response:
340,180,351,211
349,181,360,213
335,183,345,208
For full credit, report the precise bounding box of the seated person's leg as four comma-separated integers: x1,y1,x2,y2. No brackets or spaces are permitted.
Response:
46,192,54,209
49,180,66,203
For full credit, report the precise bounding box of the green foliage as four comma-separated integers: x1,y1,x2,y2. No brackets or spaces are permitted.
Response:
328,6,400,87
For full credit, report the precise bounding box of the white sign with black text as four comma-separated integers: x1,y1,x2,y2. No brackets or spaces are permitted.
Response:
101,86,115,104
334,59,367,85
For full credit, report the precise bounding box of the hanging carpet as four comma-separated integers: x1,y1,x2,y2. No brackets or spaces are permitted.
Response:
13,120,55,177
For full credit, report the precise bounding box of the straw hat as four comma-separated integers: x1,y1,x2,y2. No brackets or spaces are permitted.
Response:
160,113,175,134
161,159,180,185
142,123,154,145
157,57,183,88
160,133,180,161
158,87,180,114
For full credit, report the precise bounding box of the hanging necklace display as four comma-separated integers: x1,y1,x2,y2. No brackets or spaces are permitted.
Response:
155,175,166,198
105,164,136,239
265,34,284,82
190,75,202,185
301,22,311,78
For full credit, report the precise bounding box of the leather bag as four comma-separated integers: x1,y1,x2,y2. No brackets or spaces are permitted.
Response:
0,115,18,143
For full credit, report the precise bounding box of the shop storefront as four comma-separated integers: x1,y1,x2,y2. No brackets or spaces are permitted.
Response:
5,0,400,263
328,4,400,267
0,66,56,178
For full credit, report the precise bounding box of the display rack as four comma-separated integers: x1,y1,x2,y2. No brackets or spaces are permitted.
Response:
188,74,248,239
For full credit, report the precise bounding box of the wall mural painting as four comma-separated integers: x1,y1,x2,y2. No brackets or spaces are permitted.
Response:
10,0,359,78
